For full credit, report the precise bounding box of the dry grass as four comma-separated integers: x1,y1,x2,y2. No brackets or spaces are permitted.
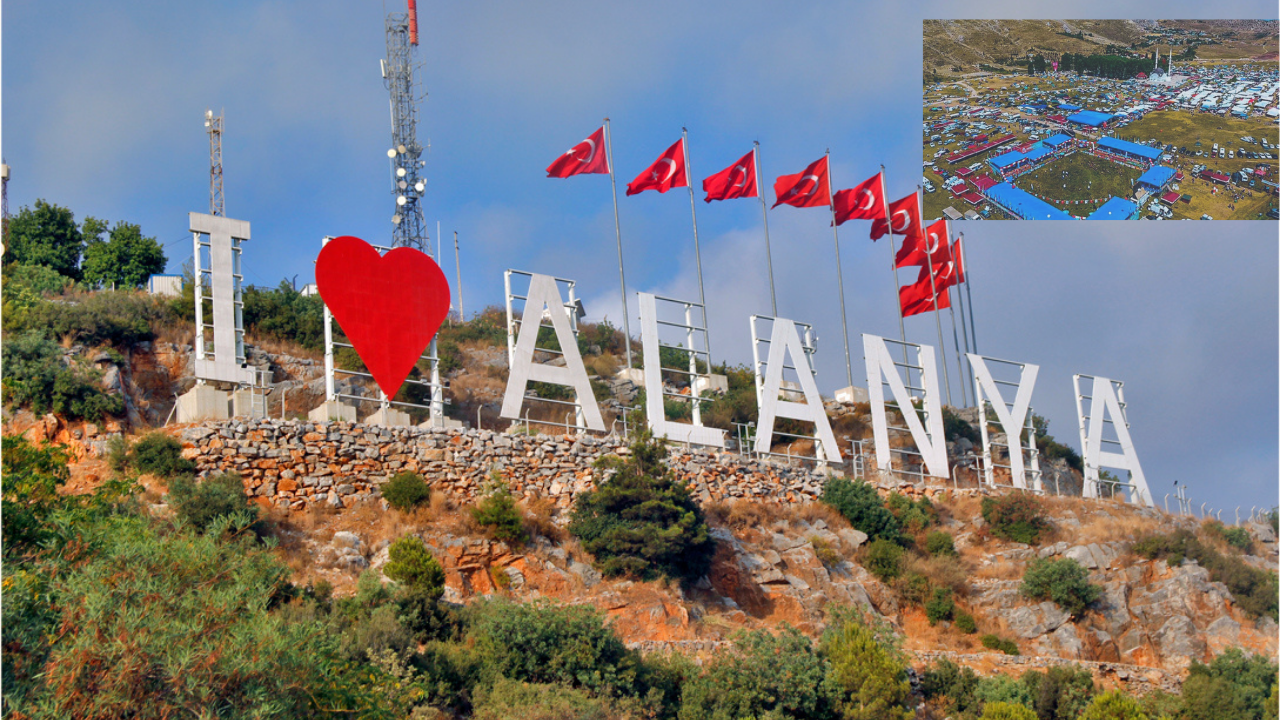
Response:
705,499,778,532
907,553,971,597
246,333,323,363
971,558,1022,582
523,496,564,542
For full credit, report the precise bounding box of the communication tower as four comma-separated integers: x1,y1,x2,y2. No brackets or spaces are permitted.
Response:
205,109,224,216
383,0,429,254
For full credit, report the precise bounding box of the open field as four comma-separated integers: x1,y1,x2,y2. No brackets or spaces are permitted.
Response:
1118,110,1279,174
1014,152,1143,213
1165,178,1277,220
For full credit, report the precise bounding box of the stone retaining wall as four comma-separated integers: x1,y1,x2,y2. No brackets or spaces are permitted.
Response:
181,419,846,511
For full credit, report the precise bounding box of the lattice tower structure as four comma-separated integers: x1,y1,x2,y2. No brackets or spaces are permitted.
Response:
383,3,429,255
205,110,224,216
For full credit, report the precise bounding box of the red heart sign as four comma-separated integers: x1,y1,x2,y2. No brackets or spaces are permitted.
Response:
315,236,451,401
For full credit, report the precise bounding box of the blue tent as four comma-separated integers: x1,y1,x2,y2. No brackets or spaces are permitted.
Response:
985,183,1075,220
1067,110,1116,127
1058,103,1082,111
1135,165,1175,189
1042,134,1072,148
988,151,1027,170
1087,197,1138,220
1097,137,1162,162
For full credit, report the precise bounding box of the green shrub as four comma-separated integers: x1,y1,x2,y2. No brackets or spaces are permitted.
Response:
1181,647,1279,720
167,473,254,533
5,262,73,295
954,611,977,634
899,571,932,606
15,290,171,347
1079,690,1149,720
925,530,957,557
468,599,643,698
982,494,1050,545
1131,529,1277,621
887,492,937,533
472,677,645,720
822,477,902,544
811,536,842,567
1222,526,1252,551
383,536,445,598
921,658,979,717
943,406,980,444
863,537,906,582
981,634,1020,655
1022,665,1096,720
980,701,1038,720
80,221,167,289
925,587,956,625
1,330,123,421
569,431,714,583
822,607,913,720
974,674,1035,711
131,432,195,478
242,281,326,351
680,625,834,720
472,477,529,546
383,471,431,511
1021,557,1101,616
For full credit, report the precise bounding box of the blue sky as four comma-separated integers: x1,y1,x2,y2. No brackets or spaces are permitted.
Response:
4,0,1277,514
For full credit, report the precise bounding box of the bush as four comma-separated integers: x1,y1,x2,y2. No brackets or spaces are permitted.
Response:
80,220,167,289
822,607,913,720
1079,690,1149,720
925,530,957,557
472,677,645,720
822,477,902,544
974,674,1035,711
1022,665,1096,720
680,625,834,720
925,587,956,625
981,634,1020,656
982,494,1050,545
864,537,906,582
168,473,254,533
15,290,170,347
899,571,932,606
569,431,714,583
811,536,842,566
921,658,979,717
954,611,977,634
1021,557,1101,616
131,432,196,478
383,471,432,511
1131,529,1277,621
980,701,1038,720
472,477,529,546
468,599,643,698
1222,526,1252,551
1,330,124,421
384,536,445,598
943,406,980,444
1181,647,1278,720
887,492,936,534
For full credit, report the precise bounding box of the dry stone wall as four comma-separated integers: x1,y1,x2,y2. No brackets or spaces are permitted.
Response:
180,419,836,511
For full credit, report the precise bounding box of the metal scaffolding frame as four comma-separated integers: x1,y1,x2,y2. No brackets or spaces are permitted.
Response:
503,269,592,433
748,315,831,465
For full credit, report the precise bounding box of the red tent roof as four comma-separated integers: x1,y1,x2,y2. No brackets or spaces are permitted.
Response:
956,167,974,177
971,175,998,191
1161,191,1181,203
961,192,984,205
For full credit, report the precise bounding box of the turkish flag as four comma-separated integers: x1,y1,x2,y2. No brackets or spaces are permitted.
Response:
546,126,610,178
950,237,965,284
626,138,688,196
899,263,952,318
703,150,758,202
869,192,922,241
895,218,952,268
832,172,886,225
772,156,830,208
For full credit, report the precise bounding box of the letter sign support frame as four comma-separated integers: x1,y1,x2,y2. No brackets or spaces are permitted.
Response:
864,334,949,481
969,353,1042,492
1073,374,1153,507
638,292,725,448
750,315,841,464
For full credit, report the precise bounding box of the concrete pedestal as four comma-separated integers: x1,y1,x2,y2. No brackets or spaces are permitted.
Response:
230,388,265,418
694,373,729,395
418,415,464,430
366,406,410,427
308,400,356,423
834,386,869,404
176,384,230,422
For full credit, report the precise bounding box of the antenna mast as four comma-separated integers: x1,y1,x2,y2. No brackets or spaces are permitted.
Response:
384,0,429,255
205,109,224,216
2,161,10,249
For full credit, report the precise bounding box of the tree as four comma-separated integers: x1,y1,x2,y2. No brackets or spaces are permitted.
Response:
5,200,84,278
568,430,714,583
1181,648,1279,720
981,701,1038,720
1079,690,1149,720
680,625,834,720
1,329,124,421
1021,557,1101,616
822,608,912,720
80,220,167,289
821,477,902,544
1022,665,1096,720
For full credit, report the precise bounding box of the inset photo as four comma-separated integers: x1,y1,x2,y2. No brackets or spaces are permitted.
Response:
922,20,1279,220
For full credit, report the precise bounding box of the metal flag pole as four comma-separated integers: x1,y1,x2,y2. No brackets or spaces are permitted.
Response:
603,118,634,370
880,165,911,375
959,232,979,404
953,243,973,387
944,236,968,407
827,151,855,390
453,231,464,322
754,142,778,316
919,189,952,406
683,128,710,364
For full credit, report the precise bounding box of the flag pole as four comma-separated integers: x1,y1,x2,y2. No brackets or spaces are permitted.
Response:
453,231,464,322
920,190,952,407
881,165,910,373
827,150,855,391
959,232,979,403
953,241,973,396
944,243,968,408
755,142,777,316
603,118,634,370
683,128,710,365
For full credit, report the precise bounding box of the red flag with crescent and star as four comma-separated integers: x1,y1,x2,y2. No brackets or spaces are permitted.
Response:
895,218,952,268
869,192,922,241
703,150,758,202
832,172,886,225
899,262,952,318
772,156,831,209
626,138,688,196
951,237,966,284
546,126,610,178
